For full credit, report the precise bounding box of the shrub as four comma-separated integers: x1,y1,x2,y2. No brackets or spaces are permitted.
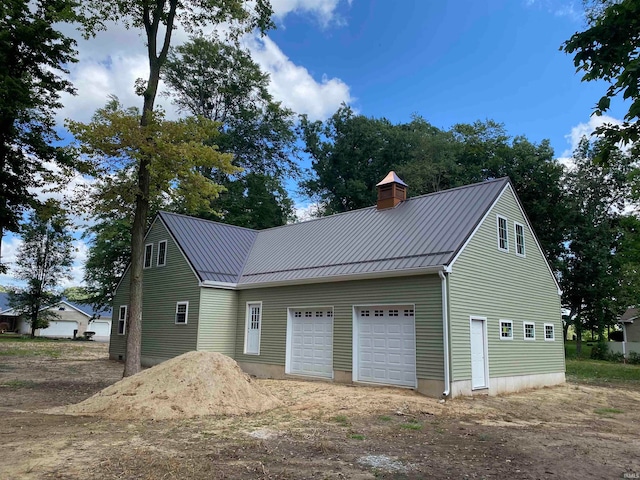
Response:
607,351,625,363
590,341,609,360
628,352,640,365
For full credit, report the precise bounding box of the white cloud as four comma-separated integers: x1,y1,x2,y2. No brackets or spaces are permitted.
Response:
558,114,625,170
247,36,352,120
271,0,347,27
293,202,321,222
524,0,582,21
0,235,23,286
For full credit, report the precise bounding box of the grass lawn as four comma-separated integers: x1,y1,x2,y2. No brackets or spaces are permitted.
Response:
566,358,640,385
564,340,593,358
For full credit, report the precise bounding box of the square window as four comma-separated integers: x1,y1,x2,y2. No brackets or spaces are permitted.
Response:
305,311,312,317
315,311,323,317
500,320,513,340
144,243,153,268
545,324,555,341
157,240,167,266
524,322,535,340
175,302,188,324
294,311,302,318
361,310,370,317
497,215,509,252
326,310,333,318
404,309,414,317
374,310,384,317
515,223,525,257
389,309,399,316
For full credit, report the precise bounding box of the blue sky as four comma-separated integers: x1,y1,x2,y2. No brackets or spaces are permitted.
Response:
0,0,628,287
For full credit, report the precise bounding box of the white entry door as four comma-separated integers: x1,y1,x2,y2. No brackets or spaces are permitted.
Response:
288,308,333,378
356,306,416,388
470,318,488,389
245,303,262,355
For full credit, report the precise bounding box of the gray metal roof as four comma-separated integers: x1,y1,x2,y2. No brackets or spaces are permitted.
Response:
159,211,257,283
239,178,509,285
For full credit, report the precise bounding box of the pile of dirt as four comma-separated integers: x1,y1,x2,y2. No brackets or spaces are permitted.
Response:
54,351,281,420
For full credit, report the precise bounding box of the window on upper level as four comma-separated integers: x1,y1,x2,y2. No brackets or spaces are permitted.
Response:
497,215,509,252
157,240,167,267
515,222,525,257
144,243,153,269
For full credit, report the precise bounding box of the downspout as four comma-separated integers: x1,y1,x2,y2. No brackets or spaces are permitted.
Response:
439,268,451,398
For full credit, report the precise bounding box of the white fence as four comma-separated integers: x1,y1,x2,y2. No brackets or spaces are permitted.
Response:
609,341,640,358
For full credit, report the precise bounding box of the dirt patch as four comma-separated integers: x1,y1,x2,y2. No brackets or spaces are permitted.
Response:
52,351,281,420
2,341,640,480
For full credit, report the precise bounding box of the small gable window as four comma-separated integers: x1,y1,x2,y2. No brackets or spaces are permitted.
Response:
175,301,188,324
497,215,508,252
144,243,153,269
515,222,525,257
157,240,167,267
118,305,128,335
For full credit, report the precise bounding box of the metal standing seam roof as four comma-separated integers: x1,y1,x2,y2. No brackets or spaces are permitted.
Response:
238,178,509,284
159,211,258,283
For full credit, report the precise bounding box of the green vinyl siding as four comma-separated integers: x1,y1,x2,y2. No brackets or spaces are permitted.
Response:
448,185,565,381
197,287,237,356
234,274,443,380
109,218,200,361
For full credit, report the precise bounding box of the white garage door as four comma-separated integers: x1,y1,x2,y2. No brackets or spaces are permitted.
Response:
356,306,416,387
289,308,333,378
40,320,78,337
88,320,111,337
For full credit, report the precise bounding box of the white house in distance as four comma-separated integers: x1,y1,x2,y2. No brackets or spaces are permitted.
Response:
0,293,112,342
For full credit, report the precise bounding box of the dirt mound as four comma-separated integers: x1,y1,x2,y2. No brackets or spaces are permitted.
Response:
55,351,281,420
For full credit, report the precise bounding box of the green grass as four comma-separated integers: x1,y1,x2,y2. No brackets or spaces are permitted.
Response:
594,408,623,415
333,415,350,426
349,434,365,440
0,379,36,388
399,419,422,431
378,415,392,422
0,347,61,358
564,341,594,359
0,335,62,343
566,358,640,384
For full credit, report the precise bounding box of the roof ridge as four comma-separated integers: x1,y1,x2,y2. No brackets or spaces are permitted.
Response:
159,211,259,233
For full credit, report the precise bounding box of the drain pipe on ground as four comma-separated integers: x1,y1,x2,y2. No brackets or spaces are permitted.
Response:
439,268,451,398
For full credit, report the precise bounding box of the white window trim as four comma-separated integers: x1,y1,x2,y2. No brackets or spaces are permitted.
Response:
499,319,513,340
118,305,128,335
496,214,509,252
175,301,189,324
544,323,555,341
514,222,526,257
144,243,153,269
523,321,536,341
244,301,262,355
157,240,167,267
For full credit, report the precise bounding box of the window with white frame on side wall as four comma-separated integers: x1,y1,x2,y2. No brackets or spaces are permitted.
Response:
500,320,513,340
544,323,555,341
144,243,153,268
118,305,128,335
514,222,526,257
497,215,509,252
523,321,535,340
175,301,188,324
157,240,167,267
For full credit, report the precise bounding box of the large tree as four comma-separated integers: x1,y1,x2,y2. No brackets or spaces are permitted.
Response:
8,201,73,337
563,0,640,156
0,0,79,273
163,36,297,228
76,1,274,376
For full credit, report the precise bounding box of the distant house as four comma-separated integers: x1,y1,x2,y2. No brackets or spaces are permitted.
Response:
109,173,565,398
612,307,640,358
0,293,112,341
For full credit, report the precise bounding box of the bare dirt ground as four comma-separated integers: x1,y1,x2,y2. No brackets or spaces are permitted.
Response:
1,340,639,480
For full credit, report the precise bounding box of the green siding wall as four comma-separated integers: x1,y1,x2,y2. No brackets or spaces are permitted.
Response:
448,185,565,381
197,287,237,356
109,219,200,362
234,275,444,380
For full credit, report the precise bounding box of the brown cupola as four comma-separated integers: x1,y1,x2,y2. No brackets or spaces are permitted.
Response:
376,171,408,209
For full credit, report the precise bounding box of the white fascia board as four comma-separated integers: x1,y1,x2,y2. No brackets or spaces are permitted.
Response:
200,280,238,290
235,265,447,290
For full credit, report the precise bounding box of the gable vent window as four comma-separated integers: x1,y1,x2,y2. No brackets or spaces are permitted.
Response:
144,243,153,268
157,240,167,267
175,301,188,324
497,215,509,252
515,223,525,257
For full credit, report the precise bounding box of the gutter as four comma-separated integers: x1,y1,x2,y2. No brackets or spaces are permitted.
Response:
439,268,451,398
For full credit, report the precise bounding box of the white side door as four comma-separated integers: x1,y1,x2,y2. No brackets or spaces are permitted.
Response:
245,302,262,355
470,318,488,389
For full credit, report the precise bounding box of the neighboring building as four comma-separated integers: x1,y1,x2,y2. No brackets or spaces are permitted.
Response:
0,293,112,341
109,174,565,398
611,307,640,358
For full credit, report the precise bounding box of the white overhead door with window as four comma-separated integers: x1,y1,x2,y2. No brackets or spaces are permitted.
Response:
355,306,416,388
287,308,333,378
